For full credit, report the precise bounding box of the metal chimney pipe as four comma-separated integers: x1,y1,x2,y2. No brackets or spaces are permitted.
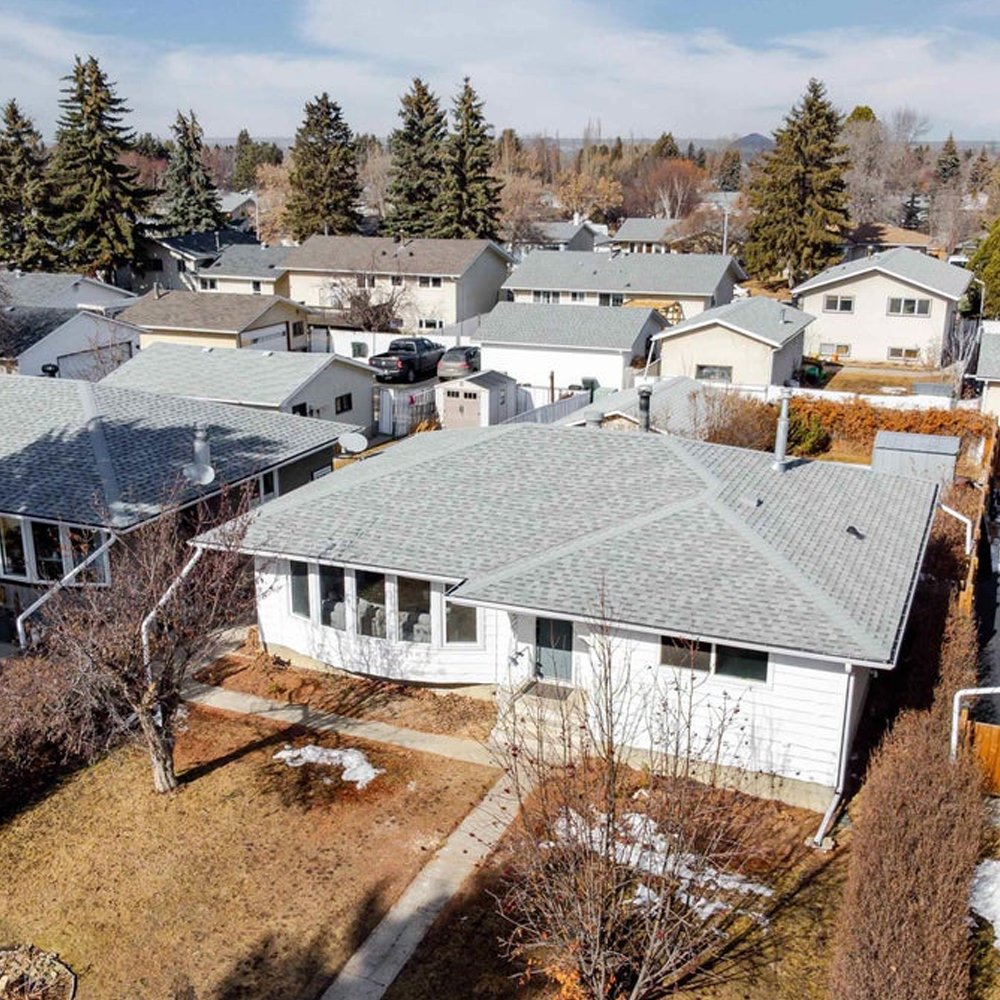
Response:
772,387,792,471
585,411,604,430
637,386,652,432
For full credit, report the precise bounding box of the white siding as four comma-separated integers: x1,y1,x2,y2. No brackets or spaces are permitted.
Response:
657,324,803,387
478,343,635,392
16,313,141,378
284,361,375,431
509,289,712,319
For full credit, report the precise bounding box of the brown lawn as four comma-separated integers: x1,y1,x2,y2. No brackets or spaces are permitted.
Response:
195,644,497,741
0,706,498,1000
824,365,952,396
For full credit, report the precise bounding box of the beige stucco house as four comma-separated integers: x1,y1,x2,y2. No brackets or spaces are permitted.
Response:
195,244,292,296
793,247,972,365
280,235,512,333
653,297,811,387
118,290,311,351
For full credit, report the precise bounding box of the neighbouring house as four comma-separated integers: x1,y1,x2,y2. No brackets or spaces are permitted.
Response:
197,422,937,811
0,375,358,625
0,307,142,378
473,301,667,391
280,235,513,334
503,251,746,323
129,229,260,294
220,191,258,230
101,341,375,432
513,220,604,258
434,370,521,429
118,290,312,351
0,270,135,310
871,430,960,485
195,243,293,296
653,297,812,387
557,375,710,435
973,322,1000,418
792,247,972,365
610,218,680,254
842,222,940,262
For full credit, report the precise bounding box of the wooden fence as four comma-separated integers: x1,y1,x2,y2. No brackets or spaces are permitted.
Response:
962,710,1000,793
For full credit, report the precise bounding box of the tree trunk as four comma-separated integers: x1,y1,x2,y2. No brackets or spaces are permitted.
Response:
137,707,178,793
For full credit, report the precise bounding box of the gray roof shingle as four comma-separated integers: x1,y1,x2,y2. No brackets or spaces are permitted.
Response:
613,218,679,244
212,423,936,665
0,307,78,356
558,376,710,435
503,252,746,297
198,243,294,280
793,247,972,300
476,302,665,350
654,296,813,348
976,325,1000,379
153,229,258,259
0,271,131,307
0,376,356,528
101,341,363,407
118,290,301,334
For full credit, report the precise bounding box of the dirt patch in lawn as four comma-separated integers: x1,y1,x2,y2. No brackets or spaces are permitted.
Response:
194,644,497,741
0,705,498,1000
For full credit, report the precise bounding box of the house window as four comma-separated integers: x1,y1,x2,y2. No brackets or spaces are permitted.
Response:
291,402,308,416
252,280,262,294
695,364,733,383
144,258,164,272
68,527,108,584
289,561,311,618
533,290,560,304
598,293,624,307
199,278,216,290
351,341,368,359
31,521,63,581
319,565,346,630
397,576,431,642
0,517,26,577
356,570,386,637
446,390,460,398
660,636,711,671
335,393,353,414
391,275,404,286
715,644,768,682
823,294,854,313
887,297,931,316
570,291,585,303
819,342,851,357
418,276,442,288
446,602,478,643
888,347,921,361
357,274,376,289
292,321,305,339
261,470,276,499
418,319,442,330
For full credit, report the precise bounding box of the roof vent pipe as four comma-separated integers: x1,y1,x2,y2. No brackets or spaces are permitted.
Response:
183,423,216,486
772,387,792,471
638,385,652,432
585,411,604,430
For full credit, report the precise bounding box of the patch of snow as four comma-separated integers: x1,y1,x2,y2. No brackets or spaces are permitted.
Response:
971,858,1000,947
273,745,384,789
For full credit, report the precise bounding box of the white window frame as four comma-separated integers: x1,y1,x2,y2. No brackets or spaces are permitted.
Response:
694,364,733,383
887,296,931,317
818,342,851,357
0,515,111,586
660,635,770,685
823,294,854,313
887,346,921,361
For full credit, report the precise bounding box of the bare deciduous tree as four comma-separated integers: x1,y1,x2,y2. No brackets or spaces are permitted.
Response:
323,263,413,331
358,144,393,222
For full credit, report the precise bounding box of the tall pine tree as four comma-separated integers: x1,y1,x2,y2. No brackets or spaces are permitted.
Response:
716,148,743,192
385,78,447,237
232,128,283,192
161,110,224,235
971,214,1000,318
743,78,849,286
50,55,149,278
0,100,54,270
285,93,361,240
935,134,961,185
435,78,501,240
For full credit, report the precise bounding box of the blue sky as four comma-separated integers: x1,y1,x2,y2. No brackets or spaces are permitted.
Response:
1,0,998,142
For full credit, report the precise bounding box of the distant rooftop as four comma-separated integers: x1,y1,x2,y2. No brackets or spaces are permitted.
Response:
0,270,133,307
0,307,78,357
477,301,665,350
654,296,813,349
198,243,294,281
151,229,259,260
612,218,679,244
118,290,302,334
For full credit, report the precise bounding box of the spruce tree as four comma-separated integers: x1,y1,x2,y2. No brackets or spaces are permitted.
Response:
971,214,1000,318
161,110,224,235
435,77,502,240
285,93,361,240
935,133,961,184
716,148,742,192
385,78,447,237
651,132,679,159
743,78,849,286
50,55,149,278
0,100,54,270
232,128,283,192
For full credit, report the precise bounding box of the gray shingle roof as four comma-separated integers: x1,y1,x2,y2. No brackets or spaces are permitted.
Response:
153,229,258,260
503,252,746,296
0,376,355,528
539,222,588,244
101,341,362,407
976,326,1000,380
0,307,78,357
873,430,960,456
558,376,710,436
654,296,813,348
198,243,293,280
118,290,301,334
793,247,972,300
0,271,130,307
476,302,665,350
613,218,679,244
281,236,512,277
211,423,937,665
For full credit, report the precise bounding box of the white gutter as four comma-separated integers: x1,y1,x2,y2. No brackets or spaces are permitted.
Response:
140,548,204,686
813,662,856,847
950,686,1000,759
940,503,974,555
16,534,119,647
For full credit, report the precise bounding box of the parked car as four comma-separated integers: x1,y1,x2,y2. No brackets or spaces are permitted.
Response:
369,337,446,383
437,345,481,380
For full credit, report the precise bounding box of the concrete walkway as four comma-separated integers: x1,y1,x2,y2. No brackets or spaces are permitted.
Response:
182,679,518,1000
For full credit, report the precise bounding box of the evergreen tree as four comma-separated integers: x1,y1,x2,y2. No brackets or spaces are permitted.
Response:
743,78,849,286
935,133,961,184
285,92,361,240
0,100,54,270
685,140,696,162
161,110,224,235
232,128,283,192
695,146,707,170
651,132,679,159
716,148,743,192
969,148,993,195
971,214,1000,318
610,136,623,163
846,104,876,124
385,78,447,237
435,77,502,240
50,55,149,278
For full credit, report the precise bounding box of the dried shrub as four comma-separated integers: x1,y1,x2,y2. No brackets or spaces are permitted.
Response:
698,391,777,451
787,411,831,456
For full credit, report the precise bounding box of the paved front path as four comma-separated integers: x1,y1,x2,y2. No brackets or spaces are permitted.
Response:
182,678,517,1000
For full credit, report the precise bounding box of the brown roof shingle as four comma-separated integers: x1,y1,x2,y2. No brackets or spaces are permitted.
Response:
118,290,304,333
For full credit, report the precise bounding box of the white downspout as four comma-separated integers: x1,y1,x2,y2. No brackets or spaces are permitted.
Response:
16,534,119,648
951,686,1000,759
813,662,856,847
141,548,204,686
940,504,974,556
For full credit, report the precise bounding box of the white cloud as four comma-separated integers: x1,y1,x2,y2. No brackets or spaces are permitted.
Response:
0,3,997,142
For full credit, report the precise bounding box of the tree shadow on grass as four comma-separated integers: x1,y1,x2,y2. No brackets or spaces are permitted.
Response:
177,722,308,787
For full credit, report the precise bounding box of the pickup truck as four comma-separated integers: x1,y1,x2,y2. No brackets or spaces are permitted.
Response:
369,337,446,383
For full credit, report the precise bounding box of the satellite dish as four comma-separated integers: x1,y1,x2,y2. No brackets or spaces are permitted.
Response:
339,431,369,455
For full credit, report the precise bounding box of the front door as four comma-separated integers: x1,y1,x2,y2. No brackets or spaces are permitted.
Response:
536,617,574,683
